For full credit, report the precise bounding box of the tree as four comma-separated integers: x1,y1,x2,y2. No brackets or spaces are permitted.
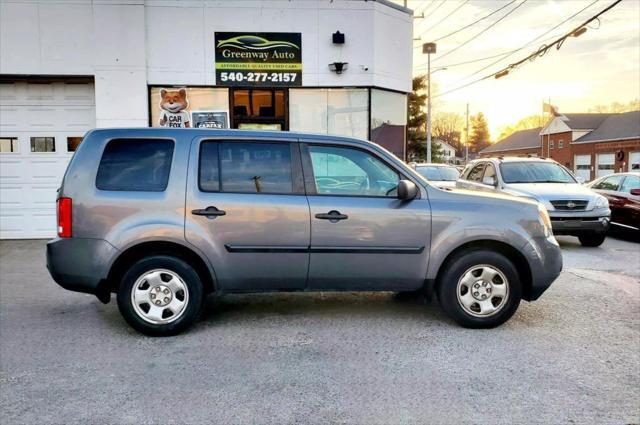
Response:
469,112,490,153
588,99,639,113
497,114,543,140
432,111,464,156
407,75,442,162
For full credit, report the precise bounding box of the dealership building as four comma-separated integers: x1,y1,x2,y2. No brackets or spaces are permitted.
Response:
0,0,412,239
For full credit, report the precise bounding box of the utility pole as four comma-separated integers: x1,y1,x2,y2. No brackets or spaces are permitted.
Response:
465,103,469,164
423,42,436,163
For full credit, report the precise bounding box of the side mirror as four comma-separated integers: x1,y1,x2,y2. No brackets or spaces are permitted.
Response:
630,188,640,196
482,176,497,186
397,180,418,200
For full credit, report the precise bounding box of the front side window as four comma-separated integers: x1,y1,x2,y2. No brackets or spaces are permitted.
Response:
308,145,399,197
593,175,624,191
620,175,640,193
500,162,576,184
466,163,485,182
199,142,292,194
96,139,174,191
483,164,497,183
30,137,55,152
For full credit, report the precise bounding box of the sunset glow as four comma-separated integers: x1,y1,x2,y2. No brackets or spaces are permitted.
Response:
406,0,640,139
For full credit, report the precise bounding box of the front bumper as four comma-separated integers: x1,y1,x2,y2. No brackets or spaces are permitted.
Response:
46,238,119,302
550,216,610,235
521,235,563,301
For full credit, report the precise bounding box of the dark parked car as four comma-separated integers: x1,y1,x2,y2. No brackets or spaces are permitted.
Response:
47,128,562,336
587,172,640,235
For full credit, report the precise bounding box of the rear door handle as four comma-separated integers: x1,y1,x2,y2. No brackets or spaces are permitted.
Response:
315,210,348,222
192,206,226,218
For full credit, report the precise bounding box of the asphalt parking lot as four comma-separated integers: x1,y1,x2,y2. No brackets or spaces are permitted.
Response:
1,236,639,424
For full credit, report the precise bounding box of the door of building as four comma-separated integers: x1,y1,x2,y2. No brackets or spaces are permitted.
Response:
574,154,591,182
0,80,95,239
230,88,287,131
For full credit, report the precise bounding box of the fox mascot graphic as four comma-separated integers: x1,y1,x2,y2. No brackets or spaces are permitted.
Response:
159,89,191,128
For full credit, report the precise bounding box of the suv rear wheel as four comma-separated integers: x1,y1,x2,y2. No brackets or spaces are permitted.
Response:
117,255,204,336
437,250,521,328
578,232,606,247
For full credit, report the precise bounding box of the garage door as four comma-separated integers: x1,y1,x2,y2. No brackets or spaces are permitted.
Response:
0,81,95,239
597,153,615,179
574,154,591,182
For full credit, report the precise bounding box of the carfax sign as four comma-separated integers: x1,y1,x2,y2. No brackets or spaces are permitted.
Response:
215,32,302,87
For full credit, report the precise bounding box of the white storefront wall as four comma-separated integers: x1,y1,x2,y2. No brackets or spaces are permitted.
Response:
1,0,412,127
0,0,412,239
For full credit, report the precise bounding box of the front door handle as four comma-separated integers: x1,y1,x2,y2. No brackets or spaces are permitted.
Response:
315,210,348,223
192,206,226,218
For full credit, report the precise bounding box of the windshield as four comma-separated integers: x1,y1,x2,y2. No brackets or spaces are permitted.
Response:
415,166,460,181
499,162,576,184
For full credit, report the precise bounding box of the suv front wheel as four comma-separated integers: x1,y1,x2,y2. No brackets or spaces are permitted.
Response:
437,250,522,328
117,255,204,336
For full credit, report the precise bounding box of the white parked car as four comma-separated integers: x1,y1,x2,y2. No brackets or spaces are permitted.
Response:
456,157,611,247
413,163,460,190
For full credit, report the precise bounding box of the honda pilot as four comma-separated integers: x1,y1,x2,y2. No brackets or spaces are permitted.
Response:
47,129,562,336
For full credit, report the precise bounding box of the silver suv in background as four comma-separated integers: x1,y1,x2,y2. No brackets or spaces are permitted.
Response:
47,129,562,336
457,157,611,246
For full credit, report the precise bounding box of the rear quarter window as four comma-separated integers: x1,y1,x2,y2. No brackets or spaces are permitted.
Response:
96,139,174,191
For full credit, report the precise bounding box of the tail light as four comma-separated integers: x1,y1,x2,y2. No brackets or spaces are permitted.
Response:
57,197,72,238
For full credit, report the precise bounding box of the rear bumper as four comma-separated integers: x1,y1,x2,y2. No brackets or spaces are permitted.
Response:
521,235,563,301
46,238,119,301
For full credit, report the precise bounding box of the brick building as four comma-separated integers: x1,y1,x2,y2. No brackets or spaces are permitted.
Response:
480,110,640,181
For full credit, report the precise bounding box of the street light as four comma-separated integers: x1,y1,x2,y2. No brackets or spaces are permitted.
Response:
422,42,436,163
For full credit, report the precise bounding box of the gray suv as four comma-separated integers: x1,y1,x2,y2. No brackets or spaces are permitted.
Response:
47,129,562,336
457,157,611,247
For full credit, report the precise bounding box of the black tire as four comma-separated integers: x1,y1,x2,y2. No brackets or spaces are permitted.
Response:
117,255,204,336
437,250,522,328
578,232,606,247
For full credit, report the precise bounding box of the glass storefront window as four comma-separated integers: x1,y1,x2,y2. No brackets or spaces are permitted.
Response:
150,87,229,128
289,88,368,139
371,89,407,159
327,88,368,140
289,89,328,134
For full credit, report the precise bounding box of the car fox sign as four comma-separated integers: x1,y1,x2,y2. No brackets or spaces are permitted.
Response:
215,32,302,87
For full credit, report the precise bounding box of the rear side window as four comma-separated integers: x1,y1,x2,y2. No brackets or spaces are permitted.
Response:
466,163,485,182
96,139,174,191
199,141,293,194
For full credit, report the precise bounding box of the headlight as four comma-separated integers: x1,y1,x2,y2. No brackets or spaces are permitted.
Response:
594,196,609,209
538,204,552,237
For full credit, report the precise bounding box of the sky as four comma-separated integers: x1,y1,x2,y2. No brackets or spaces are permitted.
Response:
400,0,640,139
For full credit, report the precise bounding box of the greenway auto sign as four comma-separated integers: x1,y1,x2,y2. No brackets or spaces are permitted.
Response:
215,32,302,87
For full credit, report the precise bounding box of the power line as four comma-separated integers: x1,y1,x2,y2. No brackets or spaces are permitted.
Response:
433,0,623,98
434,0,529,62
415,0,471,40
416,0,439,16
424,0,448,18
431,0,518,43
413,32,562,70
433,0,599,78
